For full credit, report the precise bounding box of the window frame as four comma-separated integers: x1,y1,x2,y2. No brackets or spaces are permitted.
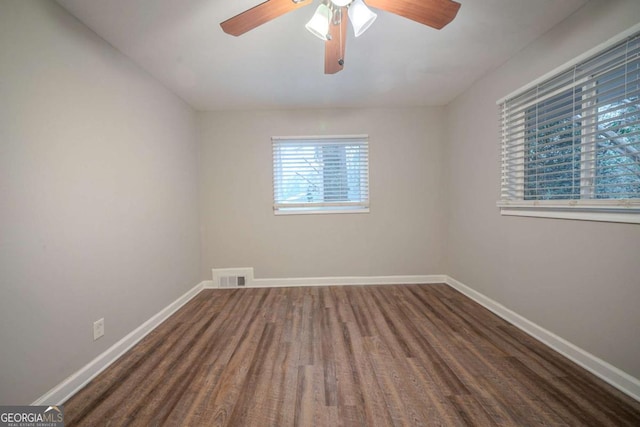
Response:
271,135,370,216
497,24,640,224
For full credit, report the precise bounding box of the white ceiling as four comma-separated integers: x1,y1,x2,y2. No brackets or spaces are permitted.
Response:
55,0,589,111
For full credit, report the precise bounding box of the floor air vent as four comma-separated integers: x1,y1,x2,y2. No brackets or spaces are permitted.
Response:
220,275,245,288
212,267,254,288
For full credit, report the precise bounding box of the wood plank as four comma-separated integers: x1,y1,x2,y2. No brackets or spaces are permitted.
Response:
64,285,640,426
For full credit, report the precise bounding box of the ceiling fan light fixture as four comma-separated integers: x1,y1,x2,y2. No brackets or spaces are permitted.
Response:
305,3,332,41
221,0,461,73
348,0,377,37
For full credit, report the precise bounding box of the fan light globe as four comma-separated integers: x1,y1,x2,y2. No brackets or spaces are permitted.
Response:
348,0,377,37
331,0,353,6
305,4,331,40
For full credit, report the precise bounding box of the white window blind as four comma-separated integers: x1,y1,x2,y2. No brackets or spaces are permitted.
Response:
498,28,640,222
272,135,369,214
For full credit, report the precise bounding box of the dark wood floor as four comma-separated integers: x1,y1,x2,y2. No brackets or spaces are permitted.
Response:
64,284,640,426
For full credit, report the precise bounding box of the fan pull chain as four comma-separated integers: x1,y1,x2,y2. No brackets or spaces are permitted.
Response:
338,7,344,66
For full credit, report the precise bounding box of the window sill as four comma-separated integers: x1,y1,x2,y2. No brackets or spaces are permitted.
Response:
274,207,370,216
498,203,640,224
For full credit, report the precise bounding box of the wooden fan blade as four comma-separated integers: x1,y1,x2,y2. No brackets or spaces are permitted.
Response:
365,0,460,30
221,0,312,36
325,7,348,74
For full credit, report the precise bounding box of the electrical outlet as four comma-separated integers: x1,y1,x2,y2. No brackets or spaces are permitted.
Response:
93,318,104,340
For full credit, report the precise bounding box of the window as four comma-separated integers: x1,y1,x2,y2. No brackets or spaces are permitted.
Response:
498,27,640,223
272,135,369,214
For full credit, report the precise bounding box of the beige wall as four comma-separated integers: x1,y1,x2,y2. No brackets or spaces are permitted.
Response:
445,0,640,379
198,107,446,279
0,1,200,403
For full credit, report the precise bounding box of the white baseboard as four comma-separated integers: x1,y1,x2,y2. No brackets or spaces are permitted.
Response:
445,275,640,402
249,274,446,288
208,269,445,289
32,281,207,405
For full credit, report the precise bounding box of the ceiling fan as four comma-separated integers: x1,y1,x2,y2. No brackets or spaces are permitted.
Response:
221,0,461,74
